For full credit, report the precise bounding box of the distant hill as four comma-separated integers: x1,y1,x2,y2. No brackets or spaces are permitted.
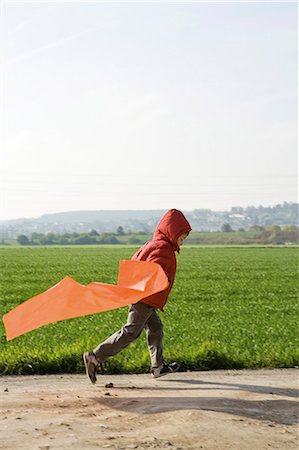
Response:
38,210,167,223
1,202,298,239
2,210,167,224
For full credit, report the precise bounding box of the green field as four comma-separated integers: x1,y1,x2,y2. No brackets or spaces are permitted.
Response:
0,246,298,375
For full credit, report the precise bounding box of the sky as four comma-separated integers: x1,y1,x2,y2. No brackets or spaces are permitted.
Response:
1,0,298,220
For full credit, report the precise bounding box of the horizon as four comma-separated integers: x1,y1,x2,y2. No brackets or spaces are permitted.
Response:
2,200,297,223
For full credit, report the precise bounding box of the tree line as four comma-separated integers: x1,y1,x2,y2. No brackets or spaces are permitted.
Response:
13,224,299,246
16,227,145,246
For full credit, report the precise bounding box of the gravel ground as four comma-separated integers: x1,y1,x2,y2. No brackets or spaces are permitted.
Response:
1,369,298,450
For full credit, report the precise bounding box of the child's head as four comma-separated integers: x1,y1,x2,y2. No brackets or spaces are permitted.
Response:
177,232,189,249
154,209,192,252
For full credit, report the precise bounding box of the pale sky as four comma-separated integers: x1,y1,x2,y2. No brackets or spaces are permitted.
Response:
1,1,298,220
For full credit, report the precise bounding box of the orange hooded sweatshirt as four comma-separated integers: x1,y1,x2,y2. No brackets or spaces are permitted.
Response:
131,209,192,310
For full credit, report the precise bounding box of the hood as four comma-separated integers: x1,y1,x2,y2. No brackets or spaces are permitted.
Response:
153,209,192,252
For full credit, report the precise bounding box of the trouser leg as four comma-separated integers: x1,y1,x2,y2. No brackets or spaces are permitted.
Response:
145,310,164,368
93,302,155,363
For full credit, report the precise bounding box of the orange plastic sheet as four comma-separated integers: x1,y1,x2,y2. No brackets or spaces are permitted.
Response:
3,260,169,341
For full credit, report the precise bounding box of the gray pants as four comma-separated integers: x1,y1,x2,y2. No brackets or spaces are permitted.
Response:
93,302,164,369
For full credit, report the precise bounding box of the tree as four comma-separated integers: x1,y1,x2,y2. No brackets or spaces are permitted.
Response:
62,232,72,239
221,223,233,232
88,229,99,236
117,226,125,235
31,232,44,244
282,225,298,232
266,225,281,232
99,234,120,244
58,236,69,245
74,235,97,245
17,234,30,245
40,233,56,245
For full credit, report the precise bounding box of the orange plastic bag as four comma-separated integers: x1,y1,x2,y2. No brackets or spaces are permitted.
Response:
3,260,169,341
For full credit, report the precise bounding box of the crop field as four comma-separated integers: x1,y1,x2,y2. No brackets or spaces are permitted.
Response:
0,246,298,375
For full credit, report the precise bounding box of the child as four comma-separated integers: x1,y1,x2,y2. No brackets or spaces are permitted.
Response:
83,208,192,383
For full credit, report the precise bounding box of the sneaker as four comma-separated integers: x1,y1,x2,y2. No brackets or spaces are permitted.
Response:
151,362,180,378
83,351,98,384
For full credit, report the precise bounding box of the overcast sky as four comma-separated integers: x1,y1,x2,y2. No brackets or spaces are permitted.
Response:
1,1,298,220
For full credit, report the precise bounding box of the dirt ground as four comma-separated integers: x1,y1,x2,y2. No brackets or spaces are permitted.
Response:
0,369,298,450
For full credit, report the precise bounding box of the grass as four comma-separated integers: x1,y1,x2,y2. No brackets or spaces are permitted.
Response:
0,246,298,375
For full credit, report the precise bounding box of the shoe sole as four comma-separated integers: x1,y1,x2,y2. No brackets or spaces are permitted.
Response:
83,352,97,384
152,365,180,379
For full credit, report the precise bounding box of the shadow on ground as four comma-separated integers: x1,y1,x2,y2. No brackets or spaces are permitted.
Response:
163,378,299,398
93,395,298,425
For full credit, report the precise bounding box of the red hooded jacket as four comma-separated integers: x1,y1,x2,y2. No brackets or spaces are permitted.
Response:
131,209,192,310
